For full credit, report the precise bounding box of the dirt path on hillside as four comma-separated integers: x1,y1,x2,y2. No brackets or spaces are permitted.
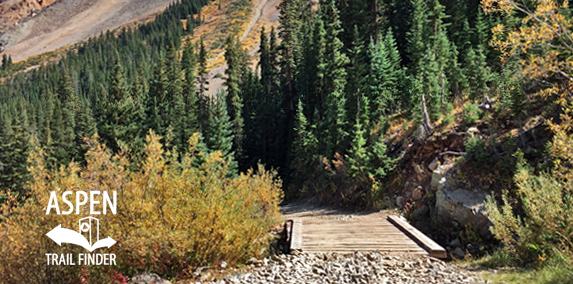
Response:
0,0,179,62
207,0,280,95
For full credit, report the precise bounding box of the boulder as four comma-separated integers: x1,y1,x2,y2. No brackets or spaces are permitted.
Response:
452,247,466,259
428,158,439,171
436,188,492,239
130,272,171,284
396,196,405,208
412,186,424,201
430,166,447,190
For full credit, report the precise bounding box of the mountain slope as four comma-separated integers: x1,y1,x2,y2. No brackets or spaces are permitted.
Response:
0,0,179,61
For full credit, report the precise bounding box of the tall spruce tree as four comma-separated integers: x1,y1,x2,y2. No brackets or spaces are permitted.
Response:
346,26,367,122
321,0,350,156
289,100,318,193
0,110,30,196
166,45,186,149
205,91,236,172
224,36,245,160
278,0,303,114
99,57,137,153
57,67,78,163
197,36,210,133
182,41,199,140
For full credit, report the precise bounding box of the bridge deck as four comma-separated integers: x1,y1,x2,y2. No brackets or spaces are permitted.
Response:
284,208,446,258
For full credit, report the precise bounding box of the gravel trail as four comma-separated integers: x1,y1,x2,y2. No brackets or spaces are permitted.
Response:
203,251,486,284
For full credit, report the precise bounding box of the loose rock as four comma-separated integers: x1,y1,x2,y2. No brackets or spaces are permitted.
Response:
203,252,485,284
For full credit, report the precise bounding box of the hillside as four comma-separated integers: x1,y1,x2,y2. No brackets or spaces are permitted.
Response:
0,0,58,34
0,0,572,283
0,0,180,61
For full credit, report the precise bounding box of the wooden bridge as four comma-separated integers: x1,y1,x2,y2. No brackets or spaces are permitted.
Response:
282,206,446,258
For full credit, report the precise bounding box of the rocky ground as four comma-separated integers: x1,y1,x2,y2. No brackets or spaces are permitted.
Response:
197,251,486,284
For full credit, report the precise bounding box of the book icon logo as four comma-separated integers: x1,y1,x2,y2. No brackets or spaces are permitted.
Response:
46,217,116,252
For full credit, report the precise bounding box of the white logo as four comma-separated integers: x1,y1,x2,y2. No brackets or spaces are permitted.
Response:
46,217,116,252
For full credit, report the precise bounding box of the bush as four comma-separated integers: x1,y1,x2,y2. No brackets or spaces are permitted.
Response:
485,149,573,264
485,96,573,266
0,132,282,283
465,137,489,164
463,103,482,124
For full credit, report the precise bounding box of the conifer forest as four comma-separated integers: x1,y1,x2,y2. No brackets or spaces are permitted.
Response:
0,0,573,282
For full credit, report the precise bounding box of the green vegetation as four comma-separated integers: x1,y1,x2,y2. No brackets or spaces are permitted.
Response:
1,0,573,281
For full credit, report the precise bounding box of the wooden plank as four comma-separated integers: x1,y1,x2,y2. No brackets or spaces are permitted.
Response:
387,215,447,259
290,217,303,251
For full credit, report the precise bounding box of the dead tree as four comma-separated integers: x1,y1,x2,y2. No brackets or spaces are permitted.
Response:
421,93,434,136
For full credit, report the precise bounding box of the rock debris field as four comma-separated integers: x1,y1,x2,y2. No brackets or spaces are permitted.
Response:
202,251,486,284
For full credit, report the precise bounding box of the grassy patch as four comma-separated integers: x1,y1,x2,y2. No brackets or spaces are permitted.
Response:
468,251,573,284
480,265,573,284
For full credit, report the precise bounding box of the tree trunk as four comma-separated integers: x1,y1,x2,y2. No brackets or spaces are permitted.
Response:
421,93,433,136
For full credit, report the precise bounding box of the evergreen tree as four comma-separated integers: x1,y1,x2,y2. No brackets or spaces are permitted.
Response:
56,67,78,163
0,110,30,196
278,0,303,113
205,91,236,172
321,0,350,156
447,42,468,99
99,57,137,153
224,36,245,159
182,41,199,139
146,57,168,135
464,46,490,100
166,45,186,149
406,0,428,70
308,16,327,112
289,100,318,192
346,92,371,180
1,54,7,70
197,36,210,133
345,26,366,122
74,99,97,161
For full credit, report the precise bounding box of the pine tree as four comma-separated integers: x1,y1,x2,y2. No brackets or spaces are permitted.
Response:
369,120,394,180
259,27,272,95
0,110,30,196
346,92,371,180
146,57,168,135
56,67,78,162
345,26,366,122
205,91,236,172
321,0,350,156
278,0,303,113
447,42,468,99
224,36,245,159
407,0,429,70
1,54,7,71
182,41,199,140
475,8,490,56
309,16,327,112
74,99,97,161
197,36,210,133
99,57,137,153
428,0,452,110
464,46,490,100
383,28,404,112
166,45,186,149
289,100,318,192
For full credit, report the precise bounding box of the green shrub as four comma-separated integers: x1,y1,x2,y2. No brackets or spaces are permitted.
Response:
465,137,489,163
463,103,482,124
485,150,573,264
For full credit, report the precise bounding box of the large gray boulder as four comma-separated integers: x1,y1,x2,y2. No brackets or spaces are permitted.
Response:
436,187,492,239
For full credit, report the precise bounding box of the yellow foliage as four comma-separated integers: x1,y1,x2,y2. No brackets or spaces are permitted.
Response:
0,132,282,283
483,0,573,81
